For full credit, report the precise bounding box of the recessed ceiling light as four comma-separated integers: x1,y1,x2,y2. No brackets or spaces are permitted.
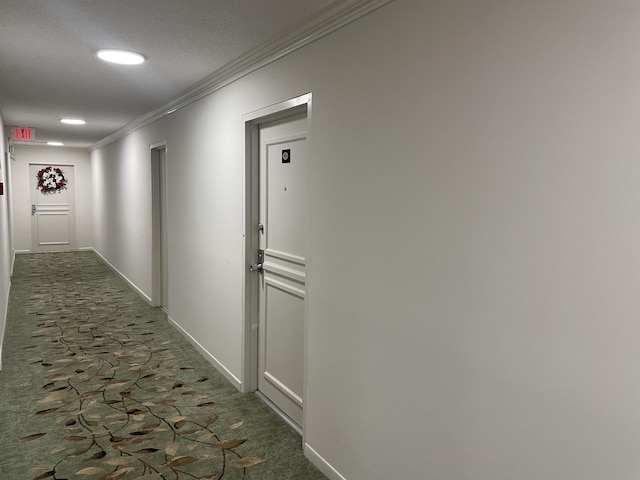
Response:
61,118,86,125
97,49,145,65
47,142,64,146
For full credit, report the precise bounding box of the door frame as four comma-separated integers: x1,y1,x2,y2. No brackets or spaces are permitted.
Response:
150,141,168,310
242,94,312,409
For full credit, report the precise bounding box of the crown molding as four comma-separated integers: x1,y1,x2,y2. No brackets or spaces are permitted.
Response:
91,0,393,150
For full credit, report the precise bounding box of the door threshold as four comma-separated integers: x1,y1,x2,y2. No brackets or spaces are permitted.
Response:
254,391,302,436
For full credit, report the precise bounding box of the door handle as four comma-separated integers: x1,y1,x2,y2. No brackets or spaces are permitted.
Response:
249,249,264,273
31,204,36,215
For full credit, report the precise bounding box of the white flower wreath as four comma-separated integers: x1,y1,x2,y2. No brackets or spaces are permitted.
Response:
37,166,67,194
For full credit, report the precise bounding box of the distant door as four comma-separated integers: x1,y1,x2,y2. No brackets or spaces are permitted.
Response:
29,164,76,252
256,113,308,427
151,146,168,309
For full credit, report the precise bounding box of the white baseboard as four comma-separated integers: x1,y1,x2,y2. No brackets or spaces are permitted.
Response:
304,443,347,480
90,248,152,305
15,247,93,253
10,249,16,277
0,279,11,371
167,315,243,390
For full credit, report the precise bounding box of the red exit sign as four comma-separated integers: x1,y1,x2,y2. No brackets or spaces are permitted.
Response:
11,127,35,140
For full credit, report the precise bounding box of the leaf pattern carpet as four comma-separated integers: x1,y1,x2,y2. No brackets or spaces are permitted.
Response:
0,252,326,480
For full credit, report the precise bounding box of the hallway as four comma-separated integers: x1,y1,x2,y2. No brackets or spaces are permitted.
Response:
0,252,325,479
3,1,640,478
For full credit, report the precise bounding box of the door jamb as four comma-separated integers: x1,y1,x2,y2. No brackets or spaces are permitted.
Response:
242,93,311,395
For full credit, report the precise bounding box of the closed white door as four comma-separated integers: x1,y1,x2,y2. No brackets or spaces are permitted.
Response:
29,164,76,252
257,113,307,427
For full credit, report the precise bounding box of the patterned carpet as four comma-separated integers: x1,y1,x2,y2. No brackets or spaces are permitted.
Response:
0,252,325,480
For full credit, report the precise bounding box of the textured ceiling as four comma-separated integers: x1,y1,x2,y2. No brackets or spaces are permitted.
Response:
0,0,333,148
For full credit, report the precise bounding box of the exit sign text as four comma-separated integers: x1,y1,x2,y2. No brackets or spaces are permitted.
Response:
11,127,34,140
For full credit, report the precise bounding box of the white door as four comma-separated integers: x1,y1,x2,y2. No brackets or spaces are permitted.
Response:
29,164,76,252
257,113,308,427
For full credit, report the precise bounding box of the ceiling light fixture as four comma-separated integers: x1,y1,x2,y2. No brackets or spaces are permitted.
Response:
61,118,86,125
96,49,146,65
47,142,64,146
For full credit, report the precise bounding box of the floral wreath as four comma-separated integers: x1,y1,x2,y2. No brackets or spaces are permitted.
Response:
37,166,67,194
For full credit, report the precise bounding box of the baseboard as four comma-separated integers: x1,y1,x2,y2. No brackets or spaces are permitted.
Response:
304,443,347,480
15,248,93,253
90,248,153,305
0,279,10,371
166,315,243,391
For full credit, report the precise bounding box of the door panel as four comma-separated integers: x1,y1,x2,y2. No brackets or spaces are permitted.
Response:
263,280,305,402
265,139,307,257
258,113,307,427
36,212,72,244
29,164,76,252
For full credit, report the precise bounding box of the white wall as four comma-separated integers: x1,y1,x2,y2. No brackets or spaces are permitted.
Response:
0,115,11,369
11,145,93,252
91,1,640,479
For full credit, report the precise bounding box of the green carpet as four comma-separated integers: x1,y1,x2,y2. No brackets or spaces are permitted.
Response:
0,252,326,480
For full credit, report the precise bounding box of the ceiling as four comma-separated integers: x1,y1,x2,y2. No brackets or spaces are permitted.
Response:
0,0,338,149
